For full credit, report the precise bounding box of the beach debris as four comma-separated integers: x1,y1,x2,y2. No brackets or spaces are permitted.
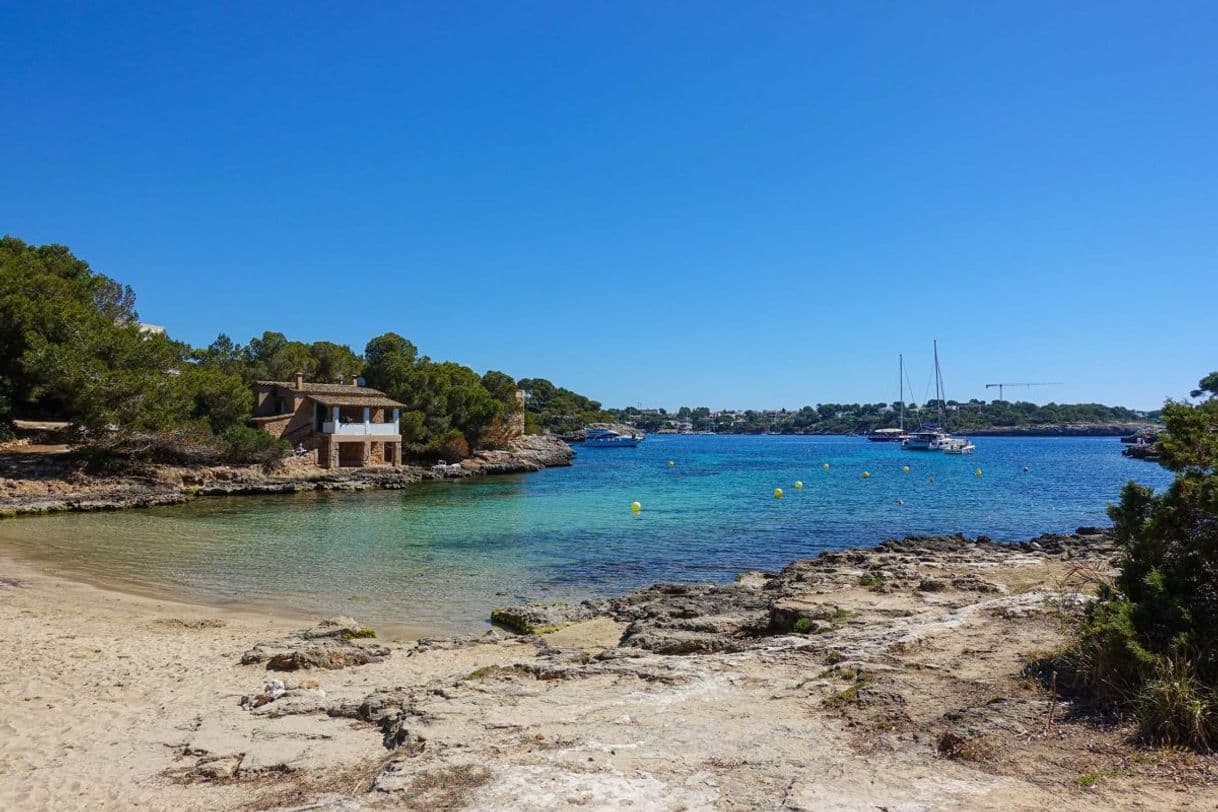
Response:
240,616,391,671
174,754,243,783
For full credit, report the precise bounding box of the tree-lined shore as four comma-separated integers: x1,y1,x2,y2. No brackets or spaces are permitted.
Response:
0,237,599,464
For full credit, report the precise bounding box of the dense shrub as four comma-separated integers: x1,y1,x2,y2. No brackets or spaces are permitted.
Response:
1073,371,1218,748
410,429,471,463
222,425,289,464
71,427,226,472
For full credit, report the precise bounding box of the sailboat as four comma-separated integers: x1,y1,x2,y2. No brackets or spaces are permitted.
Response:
867,354,909,442
904,341,974,453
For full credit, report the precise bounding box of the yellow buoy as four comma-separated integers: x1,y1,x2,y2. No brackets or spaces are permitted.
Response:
902,465,910,473
667,460,675,467
773,488,784,499
861,471,871,480
974,468,983,478
822,463,830,470
794,480,804,490
631,501,642,513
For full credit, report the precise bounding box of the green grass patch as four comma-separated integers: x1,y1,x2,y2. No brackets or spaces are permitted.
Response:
340,627,377,639
830,608,852,623
823,682,862,710
1078,767,1130,787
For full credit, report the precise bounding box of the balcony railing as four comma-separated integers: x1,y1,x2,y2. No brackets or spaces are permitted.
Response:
321,421,400,437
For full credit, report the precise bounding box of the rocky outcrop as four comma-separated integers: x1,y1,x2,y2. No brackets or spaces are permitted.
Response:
240,617,391,671
491,529,1116,654
490,601,606,634
609,581,773,654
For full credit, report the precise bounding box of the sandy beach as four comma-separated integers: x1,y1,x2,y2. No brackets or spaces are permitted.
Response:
3,531,1216,811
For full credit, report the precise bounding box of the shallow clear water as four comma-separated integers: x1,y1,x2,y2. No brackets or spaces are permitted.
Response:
0,436,1170,633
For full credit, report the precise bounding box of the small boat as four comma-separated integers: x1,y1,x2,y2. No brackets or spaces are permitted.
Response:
904,429,950,451
583,427,643,448
940,438,976,454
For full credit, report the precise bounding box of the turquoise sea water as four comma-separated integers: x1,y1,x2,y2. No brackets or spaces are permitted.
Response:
0,436,1171,633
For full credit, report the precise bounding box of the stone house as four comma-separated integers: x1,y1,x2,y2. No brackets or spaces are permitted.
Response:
251,374,404,468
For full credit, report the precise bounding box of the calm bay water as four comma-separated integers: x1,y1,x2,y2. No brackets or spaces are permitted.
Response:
0,436,1171,633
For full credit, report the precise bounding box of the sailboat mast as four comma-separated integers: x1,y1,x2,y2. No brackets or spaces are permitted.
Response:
933,340,944,426
898,354,905,432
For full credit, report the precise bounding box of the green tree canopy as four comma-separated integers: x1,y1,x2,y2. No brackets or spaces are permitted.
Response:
1076,370,1218,747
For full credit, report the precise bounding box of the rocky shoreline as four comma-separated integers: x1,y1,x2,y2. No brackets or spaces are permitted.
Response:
489,528,1115,652
0,434,574,517
4,527,1216,809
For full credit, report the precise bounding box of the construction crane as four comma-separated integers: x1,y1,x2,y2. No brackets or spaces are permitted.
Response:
984,382,1064,401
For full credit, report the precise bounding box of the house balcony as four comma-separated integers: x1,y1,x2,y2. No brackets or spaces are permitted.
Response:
321,421,401,437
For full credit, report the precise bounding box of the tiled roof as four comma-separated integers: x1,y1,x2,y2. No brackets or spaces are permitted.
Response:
256,379,385,395
255,380,404,408
310,394,404,408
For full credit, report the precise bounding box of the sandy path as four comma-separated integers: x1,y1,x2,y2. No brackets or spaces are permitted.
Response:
0,556,299,810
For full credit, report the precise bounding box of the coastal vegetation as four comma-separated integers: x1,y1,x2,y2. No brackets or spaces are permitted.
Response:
1067,370,1218,747
0,236,599,463
611,400,1157,436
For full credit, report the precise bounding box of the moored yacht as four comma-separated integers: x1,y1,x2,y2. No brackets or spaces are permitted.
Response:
902,340,978,455
905,429,950,451
940,437,976,454
583,427,643,448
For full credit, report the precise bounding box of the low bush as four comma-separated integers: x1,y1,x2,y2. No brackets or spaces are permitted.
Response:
221,425,289,465
72,426,227,471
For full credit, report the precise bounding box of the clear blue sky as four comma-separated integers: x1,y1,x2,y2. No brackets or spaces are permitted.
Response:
2,2,1214,411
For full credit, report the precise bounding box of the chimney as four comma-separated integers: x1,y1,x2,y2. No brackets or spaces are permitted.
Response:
294,372,304,390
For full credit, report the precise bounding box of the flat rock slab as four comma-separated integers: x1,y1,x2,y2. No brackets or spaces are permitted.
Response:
240,617,390,671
